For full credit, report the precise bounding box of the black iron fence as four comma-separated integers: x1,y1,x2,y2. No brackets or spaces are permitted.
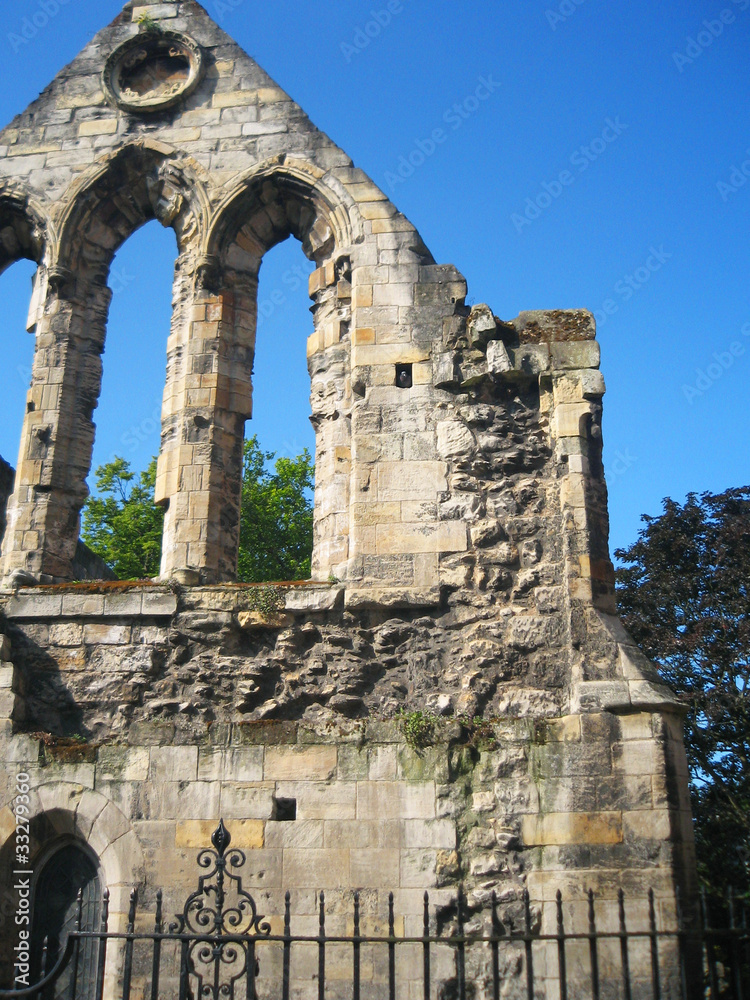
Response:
2,822,748,1000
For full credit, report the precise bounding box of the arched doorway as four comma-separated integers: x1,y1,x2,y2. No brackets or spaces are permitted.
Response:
30,842,101,1000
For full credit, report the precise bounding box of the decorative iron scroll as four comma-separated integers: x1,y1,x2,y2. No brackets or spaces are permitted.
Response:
168,819,271,1000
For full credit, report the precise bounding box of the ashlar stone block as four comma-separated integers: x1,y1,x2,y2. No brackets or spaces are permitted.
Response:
264,746,337,781
283,849,351,888
357,781,435,821
176,819,263,849
521,811,623,847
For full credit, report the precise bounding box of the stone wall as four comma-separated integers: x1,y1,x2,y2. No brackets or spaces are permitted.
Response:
0,582,695,989
0,681,692,996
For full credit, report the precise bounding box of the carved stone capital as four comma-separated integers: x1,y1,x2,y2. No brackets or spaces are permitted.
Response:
194,253,221,292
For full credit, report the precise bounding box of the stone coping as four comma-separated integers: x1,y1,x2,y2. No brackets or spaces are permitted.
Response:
1,713,538,752
0,580,446,619
0,581,335,616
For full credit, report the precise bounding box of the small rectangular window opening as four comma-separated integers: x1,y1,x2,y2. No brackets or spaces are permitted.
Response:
273,797,297,821
395,363,412,389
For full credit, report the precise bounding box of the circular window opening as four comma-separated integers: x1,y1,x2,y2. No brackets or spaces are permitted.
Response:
103,31,204,113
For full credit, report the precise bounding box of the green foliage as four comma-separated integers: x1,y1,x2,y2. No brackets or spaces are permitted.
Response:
242,585,285,617
81,437,314,584
237,435,314,583
615,487,750,899
81,457,164,580
458,716,498,751
398,710,436,751
136,13,160,32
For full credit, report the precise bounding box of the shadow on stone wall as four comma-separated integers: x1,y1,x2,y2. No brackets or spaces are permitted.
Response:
5,620,87,737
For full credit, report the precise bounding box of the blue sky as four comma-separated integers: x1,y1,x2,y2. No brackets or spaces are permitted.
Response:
0,0,748,556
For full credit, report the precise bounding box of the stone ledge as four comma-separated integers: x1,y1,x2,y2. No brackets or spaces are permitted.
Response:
285,585,344,613
344,586,441,609
3,587,177,619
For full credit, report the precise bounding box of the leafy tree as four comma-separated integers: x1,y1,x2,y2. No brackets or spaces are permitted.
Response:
237,435,314,583
81,457,164,580
81,437,314,584
615,487,750,898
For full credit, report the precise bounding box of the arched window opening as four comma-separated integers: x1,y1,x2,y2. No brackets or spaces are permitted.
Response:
0,258,39,554
79,222,177,580
238,237,315,582
30,841,101,1000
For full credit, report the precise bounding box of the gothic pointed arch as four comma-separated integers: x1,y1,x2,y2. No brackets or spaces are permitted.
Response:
55,140,211,281
0,184,52,275
1,143,212,583
30,838,102,1000
205,158,364,271
0,785,143,988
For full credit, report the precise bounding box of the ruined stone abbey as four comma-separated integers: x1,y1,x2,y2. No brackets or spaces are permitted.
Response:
0,2,695,997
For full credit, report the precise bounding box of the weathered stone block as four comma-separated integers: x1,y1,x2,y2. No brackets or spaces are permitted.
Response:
97,747,150,782
521,811,623,846
323,819,401,850
376,522,468,555
5,593,62,618
337,745,369,781
265,819,324,849
83,624,131,645
0,688,16,716
368,745,398,781
264,746,337,781
275,780,357,820
176,819,263,849
507,615,563,652
101,592,144,616
350,848,400,886
132,4,178,19
220,783,275,820
550,342,600,370
78,119,118,137
436,421,476,460
509,344,551,374
487,338,513,373
377,462,447,501
283,849,351,888
357,782,435,821
225,747,264,781
150,746,199,783
141,591,178,616
622,809,672,842
400,849,437,887
49,622,84,646
538,716,581,743
284,586,344,612
402,819,456,849
61,594,105,616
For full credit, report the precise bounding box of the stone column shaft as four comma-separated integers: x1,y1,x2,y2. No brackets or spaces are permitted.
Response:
1,275,109,582
157,268,256,583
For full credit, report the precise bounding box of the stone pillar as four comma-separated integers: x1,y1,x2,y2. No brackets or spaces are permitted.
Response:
157,261,256,583
550,349,615,613
1,272,109,583
307,259,352,580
